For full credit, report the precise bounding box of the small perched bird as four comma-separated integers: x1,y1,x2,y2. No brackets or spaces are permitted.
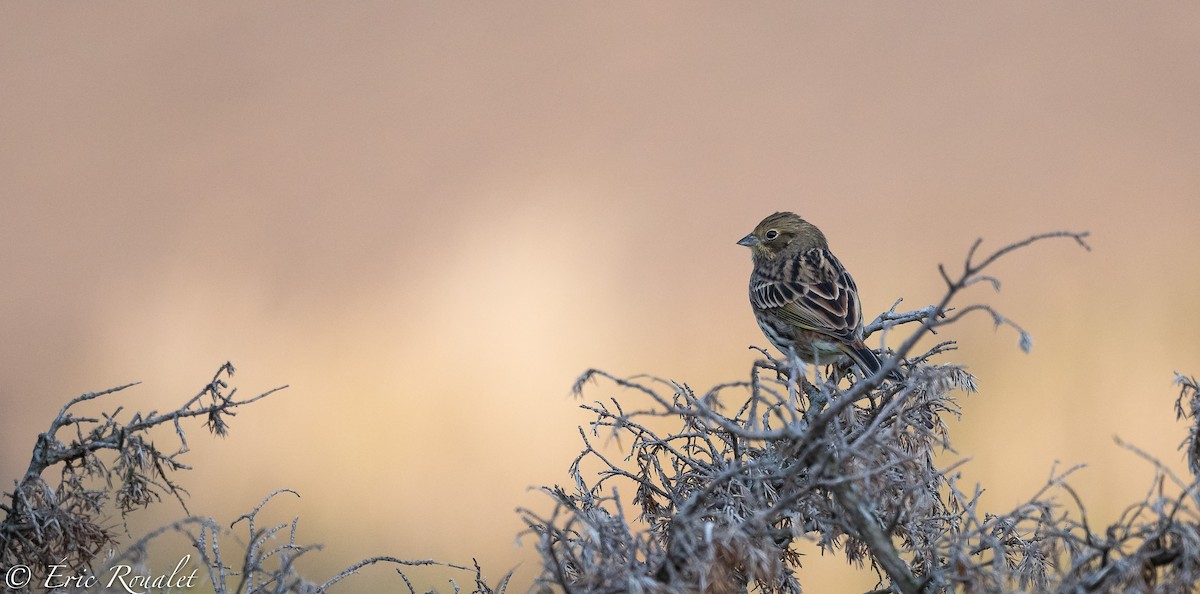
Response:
738,211,898,380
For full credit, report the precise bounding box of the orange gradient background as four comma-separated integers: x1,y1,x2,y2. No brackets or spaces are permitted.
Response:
3,4,1199,592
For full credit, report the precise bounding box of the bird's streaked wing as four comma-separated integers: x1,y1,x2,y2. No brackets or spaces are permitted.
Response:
749,248,862,343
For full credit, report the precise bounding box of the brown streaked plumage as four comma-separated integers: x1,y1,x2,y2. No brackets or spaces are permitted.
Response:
738,211,898,380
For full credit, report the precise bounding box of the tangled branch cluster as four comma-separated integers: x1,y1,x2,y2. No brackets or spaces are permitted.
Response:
0,364,509,594
113,489,512,594
0,362,285,579
521,232,1200,593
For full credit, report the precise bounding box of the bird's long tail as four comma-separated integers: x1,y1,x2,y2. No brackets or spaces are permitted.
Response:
846,343,903,381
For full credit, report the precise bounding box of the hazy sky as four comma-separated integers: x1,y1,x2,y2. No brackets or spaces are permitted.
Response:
3,3,1199,591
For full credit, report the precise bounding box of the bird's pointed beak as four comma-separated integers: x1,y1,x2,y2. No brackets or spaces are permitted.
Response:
737,233,759,247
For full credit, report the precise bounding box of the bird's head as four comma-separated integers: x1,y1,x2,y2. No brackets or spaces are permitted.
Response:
737,211,828,261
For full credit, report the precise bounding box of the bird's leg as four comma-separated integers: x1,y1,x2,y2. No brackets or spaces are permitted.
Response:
803,351,828,417
801,374,826,418
784,347,820,417
851,366,880,411
784,347,800,411
829,362,846,386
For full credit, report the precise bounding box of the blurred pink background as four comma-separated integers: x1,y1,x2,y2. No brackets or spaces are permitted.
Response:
2,4,1199,591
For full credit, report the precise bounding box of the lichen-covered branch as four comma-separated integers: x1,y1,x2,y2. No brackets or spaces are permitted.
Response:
0,362,287,582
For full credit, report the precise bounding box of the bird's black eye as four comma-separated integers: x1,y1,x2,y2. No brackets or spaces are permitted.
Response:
764,229,779,240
